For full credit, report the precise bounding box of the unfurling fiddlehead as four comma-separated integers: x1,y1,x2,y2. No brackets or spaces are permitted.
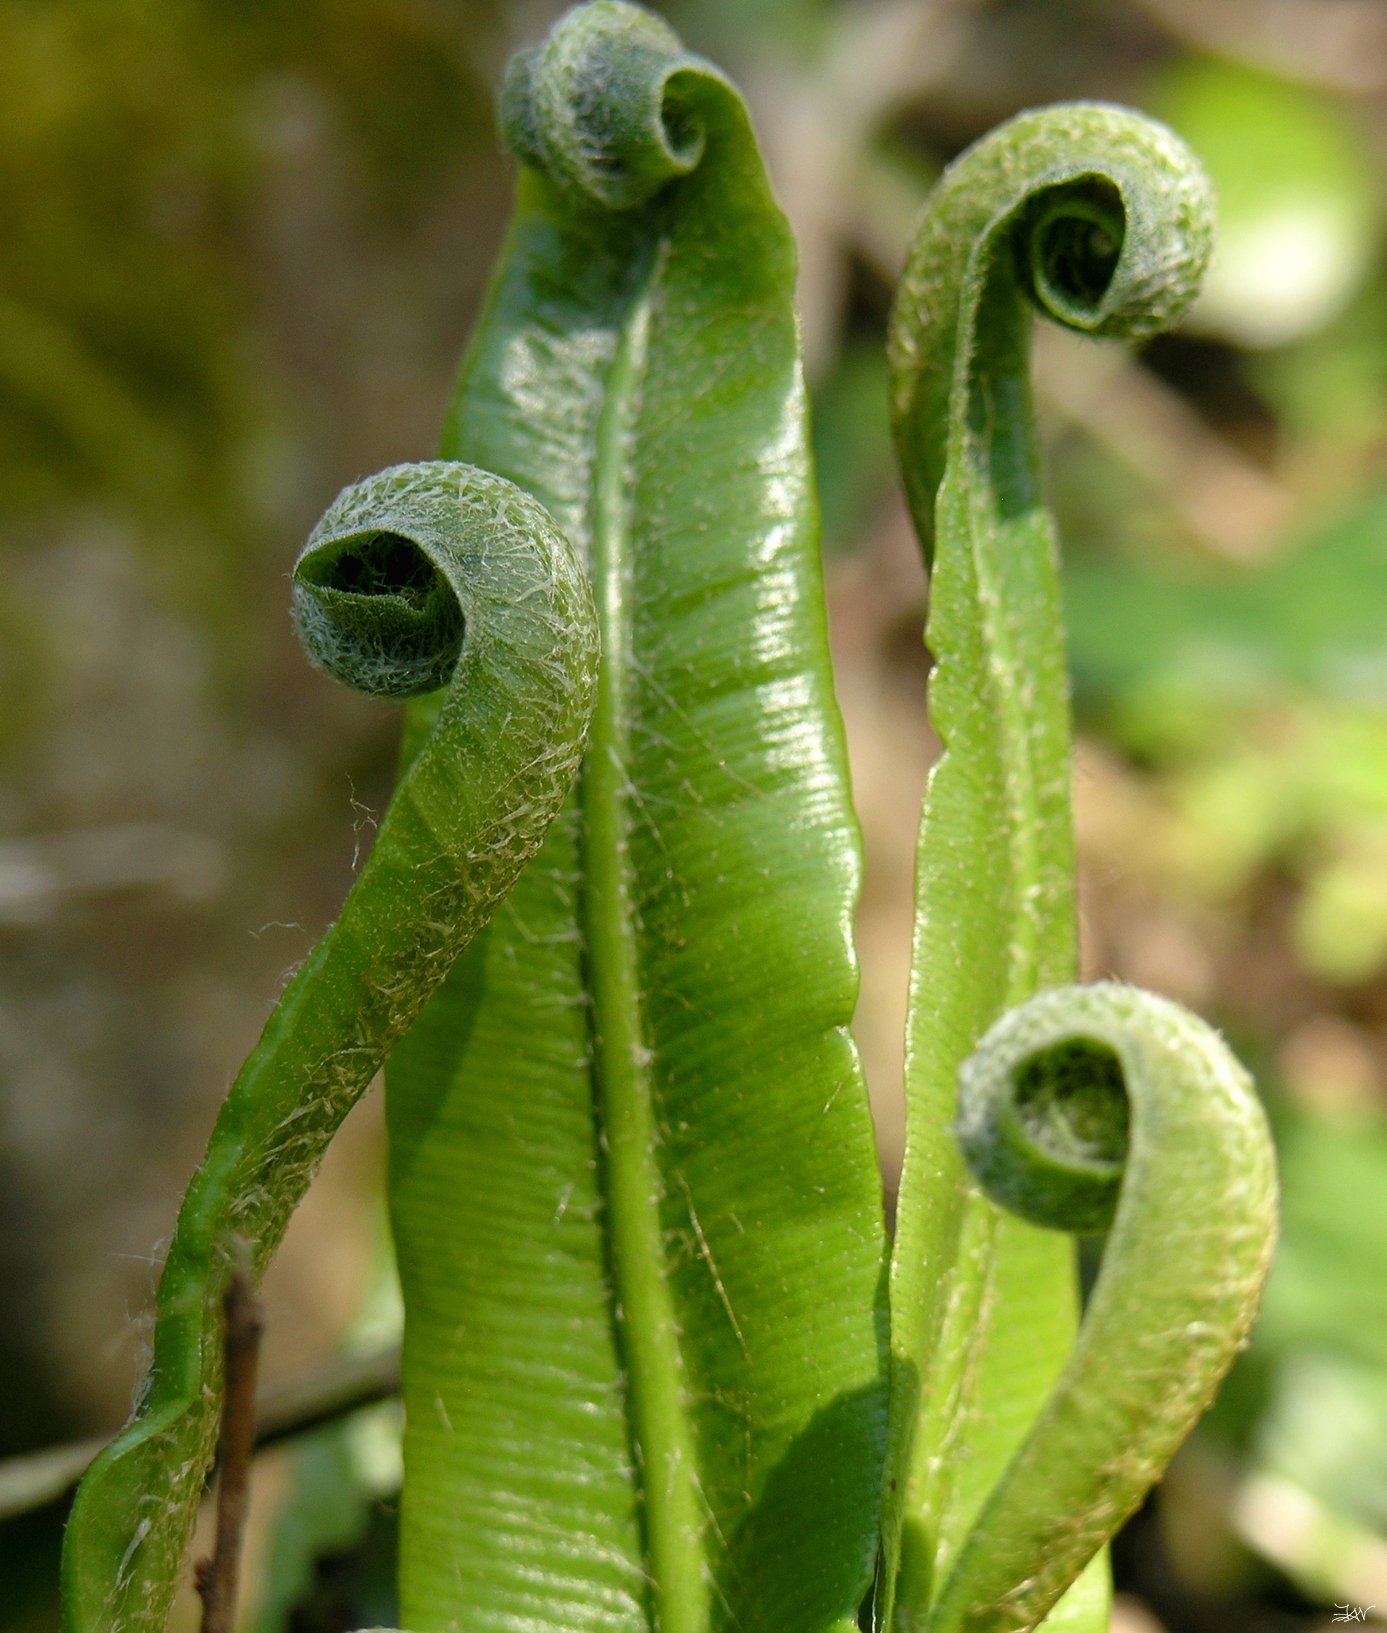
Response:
881,104,1276,1633
498,2,715,210
946,984,1277,1633
61,463,599,1633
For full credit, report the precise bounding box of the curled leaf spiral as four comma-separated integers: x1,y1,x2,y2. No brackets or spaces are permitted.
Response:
882,100,1270,1633
61,462,598,1633
890,101,1215,558
498,0,725,211
941,984,1277,1633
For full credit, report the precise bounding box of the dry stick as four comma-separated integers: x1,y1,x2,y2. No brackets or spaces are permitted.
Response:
195,1263,265,1633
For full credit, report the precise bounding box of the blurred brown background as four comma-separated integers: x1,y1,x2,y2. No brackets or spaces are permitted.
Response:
4,1,1387,1628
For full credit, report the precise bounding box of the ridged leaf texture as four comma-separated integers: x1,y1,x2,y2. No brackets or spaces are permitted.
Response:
385,7,887,1633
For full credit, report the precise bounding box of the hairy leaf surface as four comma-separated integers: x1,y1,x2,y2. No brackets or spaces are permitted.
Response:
881,105,1216,1633
61,463,600,1633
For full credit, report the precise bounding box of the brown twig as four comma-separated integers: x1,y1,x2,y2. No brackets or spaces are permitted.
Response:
195,1259,265,1633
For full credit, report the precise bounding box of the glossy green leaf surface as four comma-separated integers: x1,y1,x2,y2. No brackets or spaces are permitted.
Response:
384,7,887,1633
60,463,600,1633
880,106,1217,1633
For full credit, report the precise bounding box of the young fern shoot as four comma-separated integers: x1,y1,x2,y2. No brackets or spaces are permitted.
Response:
942,985,1276,1633
61,464,599,1633
59,13,1280,1633
879,105,1277,1633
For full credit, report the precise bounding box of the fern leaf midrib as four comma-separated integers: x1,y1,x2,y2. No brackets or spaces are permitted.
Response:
582,237,708,1633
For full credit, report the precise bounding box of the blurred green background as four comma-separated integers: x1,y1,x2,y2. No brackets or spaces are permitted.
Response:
5,0,1387,1628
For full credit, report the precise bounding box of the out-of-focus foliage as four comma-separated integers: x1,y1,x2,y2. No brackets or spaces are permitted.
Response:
812,342,894,556
1146,57,1382,348
0,0,495,601
0,1,507,1627
1067,493,1387,979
